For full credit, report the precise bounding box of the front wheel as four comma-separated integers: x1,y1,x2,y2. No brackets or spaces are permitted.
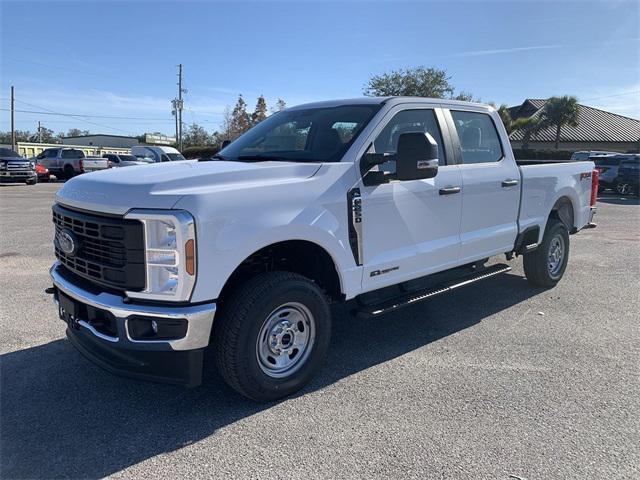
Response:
212,272,331,401
523,218,570,287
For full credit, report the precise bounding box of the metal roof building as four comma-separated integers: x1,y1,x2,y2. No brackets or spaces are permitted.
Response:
509,99,640,152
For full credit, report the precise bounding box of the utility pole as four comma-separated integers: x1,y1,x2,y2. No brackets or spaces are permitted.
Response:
10,86,15,150
171,99,178,146
177,64,184,151
38,121,42,143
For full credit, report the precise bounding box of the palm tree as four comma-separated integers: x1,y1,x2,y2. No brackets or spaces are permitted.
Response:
539,96,580,149
519,116,544,150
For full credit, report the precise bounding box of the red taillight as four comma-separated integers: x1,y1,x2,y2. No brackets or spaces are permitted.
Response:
591,169,599,206
79,159,84,171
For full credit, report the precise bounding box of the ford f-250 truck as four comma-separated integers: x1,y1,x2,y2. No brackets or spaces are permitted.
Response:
48,97,598,401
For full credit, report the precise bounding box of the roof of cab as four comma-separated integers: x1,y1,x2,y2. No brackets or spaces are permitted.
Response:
287,96,491,111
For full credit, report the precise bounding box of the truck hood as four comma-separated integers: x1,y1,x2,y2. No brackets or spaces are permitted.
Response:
55,160,322,215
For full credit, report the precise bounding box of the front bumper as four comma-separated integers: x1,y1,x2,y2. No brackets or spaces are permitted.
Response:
50,262,216,386
0,171,36,182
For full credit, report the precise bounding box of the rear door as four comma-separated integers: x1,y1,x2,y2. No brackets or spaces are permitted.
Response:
445,109,521,262
357,105,463,292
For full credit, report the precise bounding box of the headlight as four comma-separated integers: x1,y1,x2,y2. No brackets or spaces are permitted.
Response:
30,161,35,169
124,209,196,302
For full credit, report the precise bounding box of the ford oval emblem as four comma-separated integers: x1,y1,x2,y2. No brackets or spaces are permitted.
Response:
56,229,77,256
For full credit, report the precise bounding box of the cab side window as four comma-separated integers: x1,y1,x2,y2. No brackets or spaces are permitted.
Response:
451,111,503,164
372,109,446,174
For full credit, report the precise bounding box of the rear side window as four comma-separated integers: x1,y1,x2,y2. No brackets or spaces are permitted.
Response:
61,149,84,159
451,111,503,164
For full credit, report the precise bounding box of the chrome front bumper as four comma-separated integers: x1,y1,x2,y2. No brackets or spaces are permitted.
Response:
50,262,216,351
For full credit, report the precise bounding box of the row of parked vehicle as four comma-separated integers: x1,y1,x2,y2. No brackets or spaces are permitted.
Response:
0,145,187,184
571,151,640,196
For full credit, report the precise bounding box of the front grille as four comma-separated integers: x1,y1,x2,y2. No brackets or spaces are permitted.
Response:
7,162,31,171
53,204,145,292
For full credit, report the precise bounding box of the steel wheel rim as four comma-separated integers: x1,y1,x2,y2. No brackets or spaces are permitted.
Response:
256,302,316,378
547,235,565,278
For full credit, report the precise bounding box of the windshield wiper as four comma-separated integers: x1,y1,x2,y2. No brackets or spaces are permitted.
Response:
199,154,228,162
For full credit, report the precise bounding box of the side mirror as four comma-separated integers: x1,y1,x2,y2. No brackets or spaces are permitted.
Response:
396,132,439,181
221,139,231,149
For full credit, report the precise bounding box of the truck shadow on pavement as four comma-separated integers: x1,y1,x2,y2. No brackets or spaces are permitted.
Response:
1,273,543,479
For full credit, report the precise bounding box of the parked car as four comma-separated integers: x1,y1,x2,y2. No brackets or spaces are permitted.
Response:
36,148,86,179
571,150,619,161
103,153,154,168
613,155,640,195
0,148,37,185
593,154,633,191
83,156,110,173
49,97,598,401
35,163,50,182
131,145,186,163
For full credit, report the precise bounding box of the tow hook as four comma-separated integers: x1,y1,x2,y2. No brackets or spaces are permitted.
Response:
44,286,56,295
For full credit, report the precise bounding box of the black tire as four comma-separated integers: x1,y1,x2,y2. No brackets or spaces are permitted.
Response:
64,165,75,180
212,271,331,402
26,178,37,185
523,218,570,287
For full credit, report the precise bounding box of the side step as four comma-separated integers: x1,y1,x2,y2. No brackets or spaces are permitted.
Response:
355,263,512,318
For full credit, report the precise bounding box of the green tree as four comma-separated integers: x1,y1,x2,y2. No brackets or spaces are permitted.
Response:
519,116,546,150
65,128,90,137
363,66,474,100
251,95,268,125
182,123,211,147
538,95,580,149
229,94,251,139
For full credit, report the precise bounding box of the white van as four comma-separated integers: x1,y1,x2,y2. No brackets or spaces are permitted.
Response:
131,145,186,163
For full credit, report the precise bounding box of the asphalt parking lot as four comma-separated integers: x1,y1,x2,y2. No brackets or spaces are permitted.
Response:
1,182,639,479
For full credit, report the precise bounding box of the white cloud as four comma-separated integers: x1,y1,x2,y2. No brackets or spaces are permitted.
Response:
454,45,562,57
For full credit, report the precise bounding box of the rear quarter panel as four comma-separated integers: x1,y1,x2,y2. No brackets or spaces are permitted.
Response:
519,161,594,242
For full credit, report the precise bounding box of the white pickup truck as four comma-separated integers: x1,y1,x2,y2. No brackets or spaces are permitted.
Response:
49,97,597,401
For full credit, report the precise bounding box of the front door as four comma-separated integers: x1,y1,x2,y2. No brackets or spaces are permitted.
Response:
357,107,463,292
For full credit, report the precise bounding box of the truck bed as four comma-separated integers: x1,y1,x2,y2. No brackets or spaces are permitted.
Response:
518,160,595,242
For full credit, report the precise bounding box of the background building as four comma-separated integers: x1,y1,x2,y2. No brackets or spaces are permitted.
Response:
61,134,139,148
509,99,640,152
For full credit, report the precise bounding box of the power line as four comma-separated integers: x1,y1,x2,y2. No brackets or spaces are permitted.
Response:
0,108,174,122
582,90,640,102
12,98,135,134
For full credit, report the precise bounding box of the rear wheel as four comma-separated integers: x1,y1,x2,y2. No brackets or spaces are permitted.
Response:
523,218,570,287
64,165,75,180
213,271,331,401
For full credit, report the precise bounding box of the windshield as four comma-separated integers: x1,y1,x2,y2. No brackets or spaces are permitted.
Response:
167,153,186,161
119,155,139,162
219,104,380,163
0,148,21,158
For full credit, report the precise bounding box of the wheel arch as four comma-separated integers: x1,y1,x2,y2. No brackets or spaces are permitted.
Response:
216,239,345,307
549,195,576,233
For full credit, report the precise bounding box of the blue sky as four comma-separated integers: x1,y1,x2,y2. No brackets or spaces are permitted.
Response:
1,0,639,137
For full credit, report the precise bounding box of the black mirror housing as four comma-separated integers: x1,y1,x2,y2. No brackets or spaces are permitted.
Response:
396,132,439,181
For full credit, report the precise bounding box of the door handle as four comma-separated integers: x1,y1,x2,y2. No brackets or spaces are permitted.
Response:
502,179,519,187
439,186,461,195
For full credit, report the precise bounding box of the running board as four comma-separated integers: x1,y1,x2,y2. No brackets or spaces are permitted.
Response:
355,263,512,319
